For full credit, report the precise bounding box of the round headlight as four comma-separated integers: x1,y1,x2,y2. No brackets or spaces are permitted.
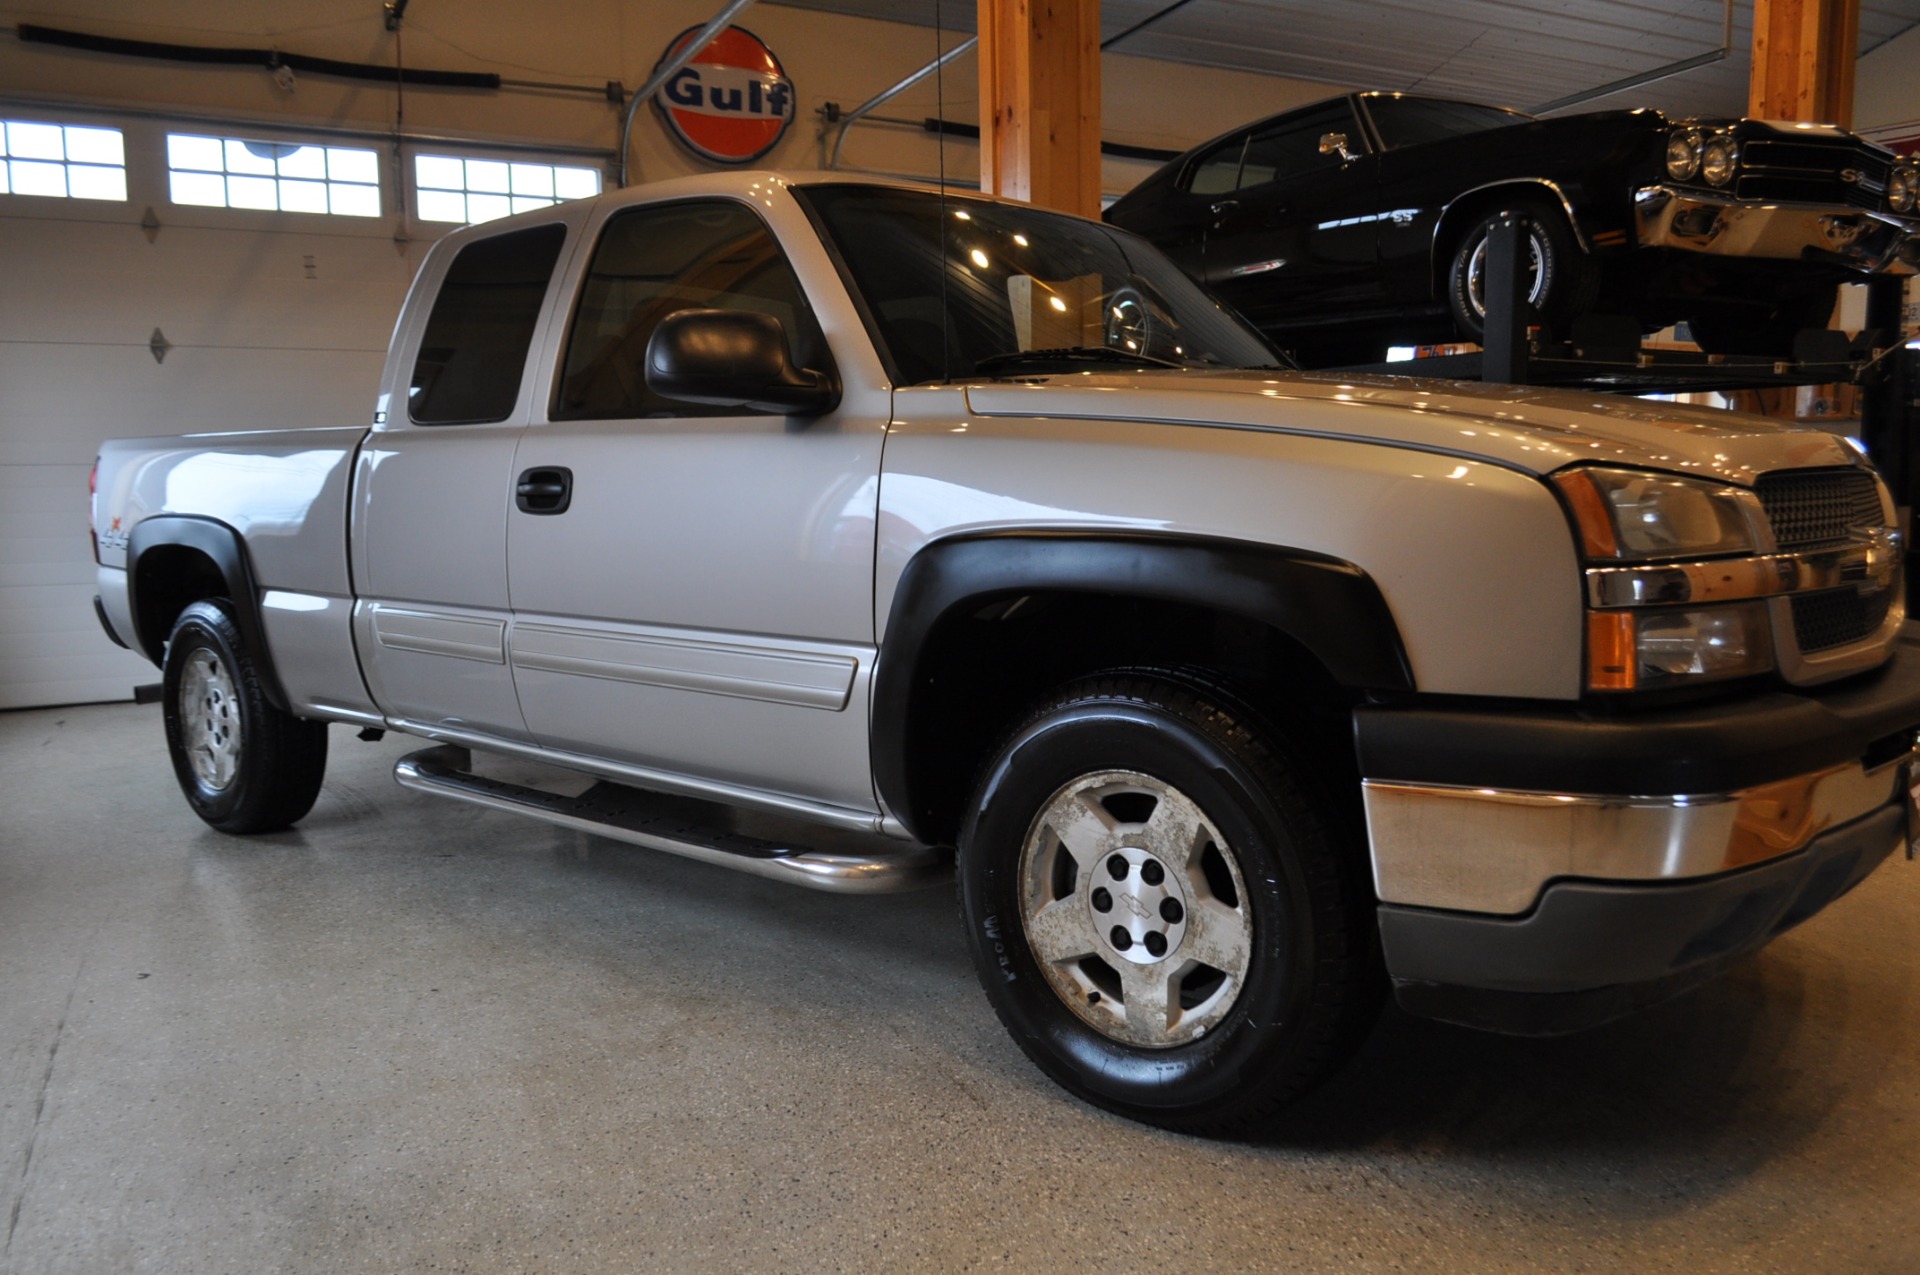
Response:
1700,136,1738,186
1891,166,1918,213
1665,129,1703,181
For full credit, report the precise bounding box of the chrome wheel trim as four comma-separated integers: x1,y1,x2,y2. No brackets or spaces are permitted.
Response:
1465,228,1546,321
179,648,242,791
1017,769,1253,1049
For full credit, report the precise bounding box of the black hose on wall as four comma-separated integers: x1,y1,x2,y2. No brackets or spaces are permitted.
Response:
17,23,501,90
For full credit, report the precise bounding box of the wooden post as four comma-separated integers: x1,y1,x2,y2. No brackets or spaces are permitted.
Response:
977,0,1101,218
1749,0,1860,126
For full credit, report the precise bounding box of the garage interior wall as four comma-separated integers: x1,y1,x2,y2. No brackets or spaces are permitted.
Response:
0,0,1342,711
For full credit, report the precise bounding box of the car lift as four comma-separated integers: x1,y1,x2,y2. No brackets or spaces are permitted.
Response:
1352,210,1920,544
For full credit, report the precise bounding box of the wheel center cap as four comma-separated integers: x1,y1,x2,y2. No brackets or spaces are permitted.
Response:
1086,845,1189,965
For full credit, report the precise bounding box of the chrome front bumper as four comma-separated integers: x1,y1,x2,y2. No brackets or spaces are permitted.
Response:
1363,743,1916,916
1634,184,1920,274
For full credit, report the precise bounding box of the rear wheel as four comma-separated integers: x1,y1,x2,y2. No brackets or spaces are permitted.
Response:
958,673,1382,1134
162,599,327,833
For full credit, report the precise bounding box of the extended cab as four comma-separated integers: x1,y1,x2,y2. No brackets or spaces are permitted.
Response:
92,172,1920,1133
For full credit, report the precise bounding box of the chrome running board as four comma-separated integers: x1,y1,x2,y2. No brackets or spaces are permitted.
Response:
393,745,946,895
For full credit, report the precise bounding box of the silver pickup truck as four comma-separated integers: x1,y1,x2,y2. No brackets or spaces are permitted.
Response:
92,172,1920,1134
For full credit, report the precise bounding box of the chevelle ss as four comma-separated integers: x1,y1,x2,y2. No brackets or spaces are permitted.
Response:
1105,91,1920,364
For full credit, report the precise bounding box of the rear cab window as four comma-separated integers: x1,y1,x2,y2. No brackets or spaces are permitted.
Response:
408,223,568,425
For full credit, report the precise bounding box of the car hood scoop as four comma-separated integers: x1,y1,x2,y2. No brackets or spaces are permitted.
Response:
961,369,1859,486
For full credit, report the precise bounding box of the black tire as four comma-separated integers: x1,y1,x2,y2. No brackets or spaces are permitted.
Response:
1687,286,1839,357
1445,197,1598,344
162,599,328,833
957,672,1383,1134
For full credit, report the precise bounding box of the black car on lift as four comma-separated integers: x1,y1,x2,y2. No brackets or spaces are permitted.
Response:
1105,92,1920,367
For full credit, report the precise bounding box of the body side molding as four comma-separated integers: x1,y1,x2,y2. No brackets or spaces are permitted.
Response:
870,531,1413,841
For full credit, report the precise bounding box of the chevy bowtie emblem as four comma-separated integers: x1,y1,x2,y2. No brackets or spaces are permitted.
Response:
1848,525,1902,590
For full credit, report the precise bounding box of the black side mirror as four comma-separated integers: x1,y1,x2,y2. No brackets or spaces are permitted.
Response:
644,309,840,416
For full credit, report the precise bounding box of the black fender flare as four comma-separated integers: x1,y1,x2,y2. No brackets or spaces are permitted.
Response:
870,531,1413,840
126,514,291,711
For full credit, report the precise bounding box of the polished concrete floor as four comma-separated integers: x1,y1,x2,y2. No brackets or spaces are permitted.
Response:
3,701,1919,1273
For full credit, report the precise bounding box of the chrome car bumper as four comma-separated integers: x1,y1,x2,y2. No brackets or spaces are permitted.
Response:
1362,747,1914,916
1634,184,1920,274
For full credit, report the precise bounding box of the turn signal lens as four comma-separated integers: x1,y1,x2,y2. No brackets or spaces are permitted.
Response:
1700,137,1738,187
1665,129,1703,181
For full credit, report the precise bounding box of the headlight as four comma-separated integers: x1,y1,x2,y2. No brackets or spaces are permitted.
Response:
1892,166,1918,213
1587,602,1775,690
1700,136,1738,187
1665,128,1703,181
1555,466,1773,692
1553,467,1757,560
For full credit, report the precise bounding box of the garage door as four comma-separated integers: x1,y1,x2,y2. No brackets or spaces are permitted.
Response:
1,109,434,709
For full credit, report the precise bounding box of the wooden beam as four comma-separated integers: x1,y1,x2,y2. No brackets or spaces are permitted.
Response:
977,0,1101,218
1749,0,1860,127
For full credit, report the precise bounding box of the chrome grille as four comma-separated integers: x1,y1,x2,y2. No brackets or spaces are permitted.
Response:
1792,587,1895,653
1754,468,1883,550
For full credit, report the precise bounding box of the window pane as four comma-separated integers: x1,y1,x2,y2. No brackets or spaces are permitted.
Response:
64,126,123,166
225,139,279,175
277,145,327,179
510,163,554,197
556,201,823,420
228,174,279,209
511,195,554,215
328,147,379,185
0,165,8,194
554,166,601,200
466,159,510,194
67,164,127,201
329,183,380,217
416,155,464,191
466,193,512,224
417,189,468,223
409,224,568,425
168,134,224,171
280,178,329,213
8,122,64,161
10,159,68,197
170,170,227,206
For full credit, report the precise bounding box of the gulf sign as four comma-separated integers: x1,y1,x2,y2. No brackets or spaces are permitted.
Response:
652,25,795,165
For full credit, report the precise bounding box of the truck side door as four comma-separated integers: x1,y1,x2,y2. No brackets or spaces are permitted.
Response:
351,221,571,741
505,197,885,815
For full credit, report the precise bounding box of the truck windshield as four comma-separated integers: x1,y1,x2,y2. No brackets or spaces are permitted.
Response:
796,183,1282,385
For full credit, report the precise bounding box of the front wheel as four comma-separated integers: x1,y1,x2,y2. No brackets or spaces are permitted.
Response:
958,674,1382,1134
162,599,328,833
1445,198,1597,344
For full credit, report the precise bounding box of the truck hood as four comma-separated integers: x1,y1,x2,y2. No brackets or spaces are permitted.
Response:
961,369,1859,486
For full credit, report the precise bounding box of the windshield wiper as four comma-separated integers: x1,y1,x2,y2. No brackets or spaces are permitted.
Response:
973,346,1185,375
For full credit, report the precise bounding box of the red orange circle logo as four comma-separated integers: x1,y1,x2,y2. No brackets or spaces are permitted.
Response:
652,26,795,165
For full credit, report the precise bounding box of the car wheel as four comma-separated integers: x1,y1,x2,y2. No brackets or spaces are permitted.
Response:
1687,286,1838,357
162,599,328,833
957,672,1383,1133
1446,197,1597,343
